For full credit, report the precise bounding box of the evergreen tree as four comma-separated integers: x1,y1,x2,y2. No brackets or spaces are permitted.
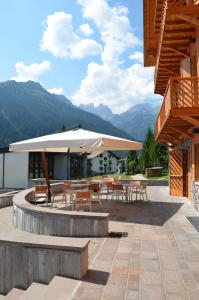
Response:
60,124,66,132
140,127,168,173
127,150,139,174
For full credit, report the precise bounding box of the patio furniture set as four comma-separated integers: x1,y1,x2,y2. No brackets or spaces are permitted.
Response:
33,177,148,211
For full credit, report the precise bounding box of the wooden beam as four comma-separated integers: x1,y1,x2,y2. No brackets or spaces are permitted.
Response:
176,14,199,27
179,115,199,127
165,46,188,58
170,127,193,139
162,67,179,76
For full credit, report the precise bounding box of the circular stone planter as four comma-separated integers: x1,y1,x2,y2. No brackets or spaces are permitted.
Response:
13,183,109,237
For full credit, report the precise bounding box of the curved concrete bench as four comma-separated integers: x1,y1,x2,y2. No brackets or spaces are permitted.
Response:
13,183,109,237
0,231,89,295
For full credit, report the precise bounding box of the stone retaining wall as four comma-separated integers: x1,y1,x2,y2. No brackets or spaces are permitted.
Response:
13,184,109,237
0,236,88,294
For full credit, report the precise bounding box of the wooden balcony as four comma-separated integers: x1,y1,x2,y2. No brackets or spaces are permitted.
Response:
154,0,199,95
155,76,199,145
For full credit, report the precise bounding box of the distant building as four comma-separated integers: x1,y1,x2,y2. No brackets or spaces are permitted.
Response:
117,158,128,174
0,148,87,189
87,151,119,176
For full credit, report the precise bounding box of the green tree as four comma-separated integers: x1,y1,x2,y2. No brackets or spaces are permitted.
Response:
60,124,66,132
127,150,139,175
140,127,168,173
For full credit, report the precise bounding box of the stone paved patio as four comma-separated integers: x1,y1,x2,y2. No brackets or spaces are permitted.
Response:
1,186,199,299
81,186,199,300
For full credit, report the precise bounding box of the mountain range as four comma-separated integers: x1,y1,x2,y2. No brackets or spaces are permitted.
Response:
0,81,131,147
79,102,160,141
0,80,160,148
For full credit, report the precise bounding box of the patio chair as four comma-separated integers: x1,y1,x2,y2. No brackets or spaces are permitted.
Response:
129,181,141,201
89,183,102,207
74,191,92,211
140,182,149,201
34,185,54,206
112,183,126,201
105,181,114,199
63,182,73,207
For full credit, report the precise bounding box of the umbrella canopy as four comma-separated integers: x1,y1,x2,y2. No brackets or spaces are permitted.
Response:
9,128,142,153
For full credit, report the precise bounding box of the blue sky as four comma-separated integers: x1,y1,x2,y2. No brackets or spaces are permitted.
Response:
0,0,159,113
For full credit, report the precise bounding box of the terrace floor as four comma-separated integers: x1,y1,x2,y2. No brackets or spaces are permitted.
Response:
1,186,199,299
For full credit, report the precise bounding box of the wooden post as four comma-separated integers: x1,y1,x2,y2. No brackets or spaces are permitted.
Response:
41,152,51,202
67,148,70,180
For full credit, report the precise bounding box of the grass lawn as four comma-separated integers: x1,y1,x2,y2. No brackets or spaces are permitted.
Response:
90,171,169,181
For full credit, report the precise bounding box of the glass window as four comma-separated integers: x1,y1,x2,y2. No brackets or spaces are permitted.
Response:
29,153,54,179
195,144,199,181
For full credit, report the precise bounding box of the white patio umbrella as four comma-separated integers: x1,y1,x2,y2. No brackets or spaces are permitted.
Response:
9,128,142,153
9,128,142,200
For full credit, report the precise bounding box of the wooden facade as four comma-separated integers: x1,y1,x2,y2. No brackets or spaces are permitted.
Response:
144,0,199,199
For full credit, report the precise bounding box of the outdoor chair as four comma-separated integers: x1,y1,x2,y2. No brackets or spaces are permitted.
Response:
89,183,102,207
105,181,114,199
112,183,126,201
34,185,53,206
129,181,142,201
74,190,92,211
139,182,149,201
63,182,73,207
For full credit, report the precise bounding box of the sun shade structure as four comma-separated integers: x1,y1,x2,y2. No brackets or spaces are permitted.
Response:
9,128,142,153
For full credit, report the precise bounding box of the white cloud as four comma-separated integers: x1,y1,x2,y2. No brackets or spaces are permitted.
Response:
73,62,157,113
72,0,157,113
11,60,51,82
129,51,143,64
48,87,64,95
41,12,102,59
79,23,94,36
77,0,141,66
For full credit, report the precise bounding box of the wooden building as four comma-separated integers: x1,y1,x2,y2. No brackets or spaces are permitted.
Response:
144,0,199,207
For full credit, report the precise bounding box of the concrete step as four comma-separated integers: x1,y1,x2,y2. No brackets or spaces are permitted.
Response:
37,276,79,300
5,288,24,299
18,283,47,300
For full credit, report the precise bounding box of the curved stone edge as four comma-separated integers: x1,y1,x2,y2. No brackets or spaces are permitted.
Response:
13,183,109,237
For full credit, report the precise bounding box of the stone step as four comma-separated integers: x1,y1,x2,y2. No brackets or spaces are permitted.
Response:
5,288,24,300
18,283,47,300
37,276,79,300
0,295,5,299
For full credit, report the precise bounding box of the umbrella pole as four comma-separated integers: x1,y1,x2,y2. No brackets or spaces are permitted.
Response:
41,152,51,202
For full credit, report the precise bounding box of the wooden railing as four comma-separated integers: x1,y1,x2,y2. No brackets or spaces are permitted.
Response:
155,76,199,138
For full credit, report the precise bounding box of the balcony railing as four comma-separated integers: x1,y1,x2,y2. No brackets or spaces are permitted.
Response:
155,76,199,139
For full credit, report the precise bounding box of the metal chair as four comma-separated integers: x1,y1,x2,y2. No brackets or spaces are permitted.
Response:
105,181,114,199
34,185,53,206
74,191,92,211
89,183,102,207
112,183,125,201
140,182,149,201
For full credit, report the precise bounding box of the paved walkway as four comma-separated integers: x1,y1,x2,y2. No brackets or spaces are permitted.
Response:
1,186,199,299
79,187,199,300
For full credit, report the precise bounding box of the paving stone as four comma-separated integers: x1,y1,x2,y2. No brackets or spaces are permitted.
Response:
140,271,162,285
140,284,166,300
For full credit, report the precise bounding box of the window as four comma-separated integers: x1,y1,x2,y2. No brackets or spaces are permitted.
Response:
29,153,54,179
104,157,107,161
99,154,103,158
195,144,199,181
99,160,103,165
99,167,103,171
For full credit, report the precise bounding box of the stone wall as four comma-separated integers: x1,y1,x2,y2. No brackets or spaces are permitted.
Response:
0,238,88,295
13,184,109,237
